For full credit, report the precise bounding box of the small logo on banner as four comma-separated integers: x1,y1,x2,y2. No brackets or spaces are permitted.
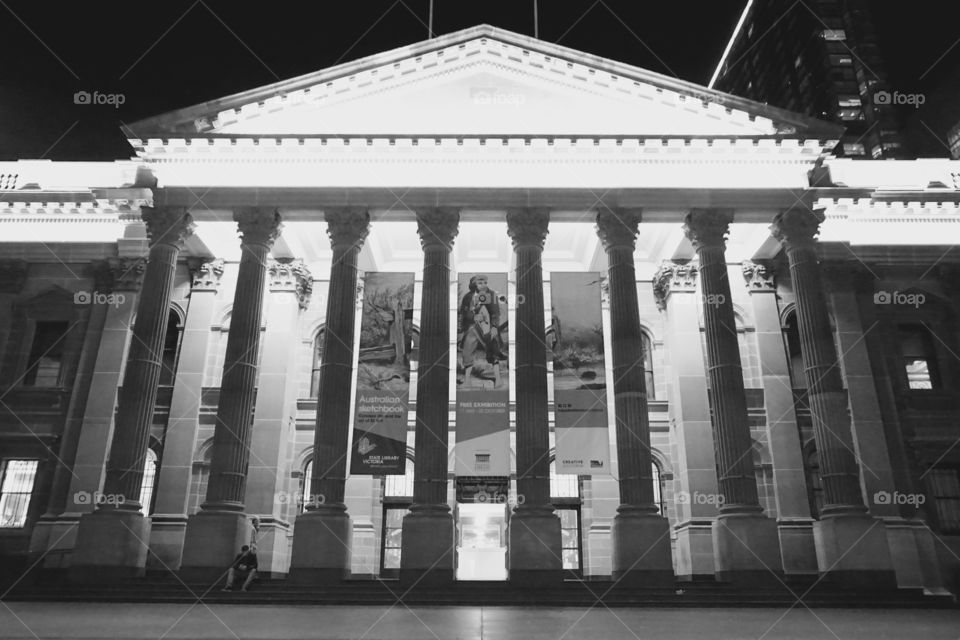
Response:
357,437,376,455
590,460,604,469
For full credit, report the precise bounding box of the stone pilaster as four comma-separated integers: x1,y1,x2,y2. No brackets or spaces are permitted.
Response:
654,260,718,579
71,206,193,580
742,260,818,575
181,208,282,575
147,258,223,570
595,209,673,585
770,208,895,587
289,207,370,584
505,208,561,585
401,208,459,584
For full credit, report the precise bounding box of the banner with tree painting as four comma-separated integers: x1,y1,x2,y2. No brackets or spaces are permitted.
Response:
550,272,611,475
350,272,414,475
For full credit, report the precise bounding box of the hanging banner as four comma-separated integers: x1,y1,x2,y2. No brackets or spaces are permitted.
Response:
350,272,415,475
551,272,610,475
455,273,511,476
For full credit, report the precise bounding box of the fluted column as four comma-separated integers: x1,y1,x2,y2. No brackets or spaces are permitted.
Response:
290,208,370,583
684,209,782,581
770,208,895,586
400,208,459,584
505,208,561,585
595,209,673,584
180,208,281,575
70,207,193,580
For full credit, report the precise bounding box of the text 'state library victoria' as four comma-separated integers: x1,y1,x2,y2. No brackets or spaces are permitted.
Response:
2,25,960,593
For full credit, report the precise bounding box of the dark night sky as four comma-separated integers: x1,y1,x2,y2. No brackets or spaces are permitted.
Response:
1,1,957,161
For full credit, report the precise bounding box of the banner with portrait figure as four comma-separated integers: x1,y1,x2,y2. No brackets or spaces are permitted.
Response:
550,272,611,475
350,272,415,475
455,273,510,476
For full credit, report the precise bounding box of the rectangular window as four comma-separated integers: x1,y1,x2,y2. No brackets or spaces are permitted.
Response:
558,508,581,571
24,321,68,387
843,143,866,156
822,29,846,41
0,459,38,528
382,507,409,570
928,468,960,534
899,324,939,389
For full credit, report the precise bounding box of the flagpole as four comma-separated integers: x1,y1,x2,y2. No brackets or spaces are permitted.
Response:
429,0,434,38
533,0,539,38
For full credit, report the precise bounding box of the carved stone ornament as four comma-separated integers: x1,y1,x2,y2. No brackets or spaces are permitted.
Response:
682,209,734,249
595,209,641,251
0,260,28,294
506,208,550,249
235,207,282,247
652,261,698,311
742,261,776,292
188,258,225,291
416,208,460,250
141,206,195,248
94,257,147,292
325,208,371,249
770,208,825,249
269,258,314,309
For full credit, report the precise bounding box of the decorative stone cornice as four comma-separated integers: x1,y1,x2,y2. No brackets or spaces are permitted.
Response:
188,258,225,291
599,275,610,304
325,207,370,250
268,258,313,309
0,260,28,294
742,261,776,292
683,208,734,249
415,208,460,250
94,257,146,292
770,208,825,250
141,206,195,248
595,208,641,251
652,261,698,311
235,207,282,247
506,208,550,249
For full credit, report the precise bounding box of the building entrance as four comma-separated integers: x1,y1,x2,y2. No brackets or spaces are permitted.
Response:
455,502,508,580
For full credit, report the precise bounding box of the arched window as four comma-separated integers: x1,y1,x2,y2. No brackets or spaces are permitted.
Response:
804,446,824,519
381,459,415,577
784,312,806,389
299,459,314,514
310,329,325,398
651,461,666,517
159,309,184,387
550,462,582,574
139,448,159,516
641,331,655,400
897,324,940,389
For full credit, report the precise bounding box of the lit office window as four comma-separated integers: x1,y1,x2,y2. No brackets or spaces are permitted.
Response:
0,460,38,528
898,324,939,389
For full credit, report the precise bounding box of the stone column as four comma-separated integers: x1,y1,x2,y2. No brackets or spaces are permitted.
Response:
654,261,718,580
180,208,281,575
146,259,223,570
683,209,782,581
742,260,817,574
505,208,561,585
595,209,673,585
245,258,312,577
401,208,459,584
290,208,370,583
71,207,193,580
770,208,895,587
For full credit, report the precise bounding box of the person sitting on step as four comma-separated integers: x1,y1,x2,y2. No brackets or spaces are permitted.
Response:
222,544,258,592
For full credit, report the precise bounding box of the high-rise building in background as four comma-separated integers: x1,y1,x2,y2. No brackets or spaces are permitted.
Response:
710,0,907,159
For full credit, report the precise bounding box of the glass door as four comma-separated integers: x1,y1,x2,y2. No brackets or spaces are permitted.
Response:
455,502,508,580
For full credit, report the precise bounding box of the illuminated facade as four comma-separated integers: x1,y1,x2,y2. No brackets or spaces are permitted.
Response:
1,26,959,593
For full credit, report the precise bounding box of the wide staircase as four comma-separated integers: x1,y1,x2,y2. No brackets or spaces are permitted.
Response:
5,573,956,608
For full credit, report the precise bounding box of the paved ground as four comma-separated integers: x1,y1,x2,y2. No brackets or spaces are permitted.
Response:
1,602,958,639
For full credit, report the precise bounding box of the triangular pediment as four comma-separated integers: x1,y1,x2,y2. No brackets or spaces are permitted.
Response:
127,25,841,141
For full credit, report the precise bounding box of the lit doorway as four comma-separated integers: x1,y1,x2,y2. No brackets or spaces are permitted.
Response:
455,502,508,580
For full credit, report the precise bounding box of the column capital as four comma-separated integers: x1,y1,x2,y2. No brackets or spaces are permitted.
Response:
683,208,734,249
742,260,776,292
652,261,698,311
0,259,28,293
595,209,641,251
268,258,314,309
94,257,146,292
506,208,550,249
235,207,282,247
141,206,195,248
770,208,825,249
325,207,370,250
415,207,460,250
187,258,225,291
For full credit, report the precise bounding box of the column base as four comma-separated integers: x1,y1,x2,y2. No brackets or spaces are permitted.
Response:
610,508,674,586
69,509,150,582
287,505,352,584
713,510,783,583
249,517,291,577
673,520,715,581
179,510,249,581
507,505,562,586
777,519,818,575
146,515,187,571
813,511,897,589
399,505,454,586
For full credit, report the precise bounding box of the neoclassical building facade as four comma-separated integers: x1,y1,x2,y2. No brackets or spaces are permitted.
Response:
1,26,959,593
